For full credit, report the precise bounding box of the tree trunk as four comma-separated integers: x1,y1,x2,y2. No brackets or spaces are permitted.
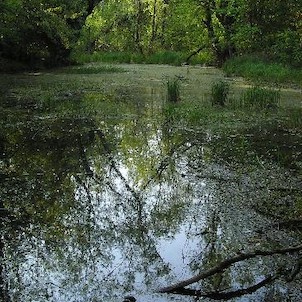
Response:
149,0,158,52
134,0,144,54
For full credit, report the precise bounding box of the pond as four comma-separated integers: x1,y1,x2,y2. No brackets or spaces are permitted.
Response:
0,64,302,302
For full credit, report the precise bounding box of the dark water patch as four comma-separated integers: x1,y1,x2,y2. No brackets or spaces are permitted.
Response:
248,125,302,171
205,123,302,171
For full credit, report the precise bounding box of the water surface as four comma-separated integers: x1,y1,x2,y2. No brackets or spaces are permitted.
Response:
1,64,302,302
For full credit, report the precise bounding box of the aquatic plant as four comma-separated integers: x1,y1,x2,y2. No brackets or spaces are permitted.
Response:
240,86,280,110
166,77,181,103
211,80,230,106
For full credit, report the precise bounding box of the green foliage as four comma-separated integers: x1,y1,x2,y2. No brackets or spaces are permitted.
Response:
271,30,302,68
1,0,301,73
166,77,181,103
71,50,211,66
223,56,302,85
239,86,280,110
211,81,230,106
233,0,302,66
162,0,206,52
0,0,85,67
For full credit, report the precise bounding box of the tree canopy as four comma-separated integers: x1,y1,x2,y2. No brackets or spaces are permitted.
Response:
0,0,301,67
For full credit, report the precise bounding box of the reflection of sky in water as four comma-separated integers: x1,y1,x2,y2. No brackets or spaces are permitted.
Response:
157,225,201,279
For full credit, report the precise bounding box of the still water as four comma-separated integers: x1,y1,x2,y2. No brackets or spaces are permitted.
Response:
0,66,302,302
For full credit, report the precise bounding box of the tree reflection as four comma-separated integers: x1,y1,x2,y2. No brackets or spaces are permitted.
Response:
0,99,301,301
0,110,197,301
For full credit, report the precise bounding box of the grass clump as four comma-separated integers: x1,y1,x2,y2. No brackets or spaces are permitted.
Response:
211,81,230,106
239,86,280,110
167,77,181,103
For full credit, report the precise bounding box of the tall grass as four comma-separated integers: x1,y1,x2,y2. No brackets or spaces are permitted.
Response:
166,77,181,103
223,55,302,85
239,86,280,110
146,51,186,65
71,51,210,66
71,51,145,64
211,81,230,106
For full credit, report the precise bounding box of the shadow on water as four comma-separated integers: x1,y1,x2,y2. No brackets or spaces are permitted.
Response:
0,69,302,302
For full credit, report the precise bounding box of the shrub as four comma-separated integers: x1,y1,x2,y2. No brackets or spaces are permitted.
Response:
211,81,230,106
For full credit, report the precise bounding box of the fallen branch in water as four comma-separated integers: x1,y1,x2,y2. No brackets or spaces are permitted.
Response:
158,244,302,298
168,274,277,300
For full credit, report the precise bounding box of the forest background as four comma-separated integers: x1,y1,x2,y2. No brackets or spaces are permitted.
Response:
0,0,301,71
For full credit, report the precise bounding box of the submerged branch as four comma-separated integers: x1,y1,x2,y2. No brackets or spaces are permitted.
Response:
166,275,276,300
158,244,302,294
201,275,276,300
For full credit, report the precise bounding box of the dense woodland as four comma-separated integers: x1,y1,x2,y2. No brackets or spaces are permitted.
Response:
0,0,301,68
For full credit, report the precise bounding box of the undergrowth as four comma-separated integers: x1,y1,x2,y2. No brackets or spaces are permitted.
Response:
223,55,302,86
71,51,210,66
238,86,280,110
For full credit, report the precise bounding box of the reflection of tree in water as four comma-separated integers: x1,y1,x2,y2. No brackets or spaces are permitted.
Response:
0,118,95,300
0,114,196,301
74,125,192,290
1,111,302,301
157,129,302,301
